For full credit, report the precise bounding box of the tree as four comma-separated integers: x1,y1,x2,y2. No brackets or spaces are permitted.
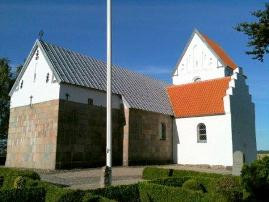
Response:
235,3,269,62
0,58,15,140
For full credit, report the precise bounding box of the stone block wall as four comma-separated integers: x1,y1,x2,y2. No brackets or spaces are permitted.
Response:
6,99,173,170
5,100,59,169
128,109,173,165
56,100,125,169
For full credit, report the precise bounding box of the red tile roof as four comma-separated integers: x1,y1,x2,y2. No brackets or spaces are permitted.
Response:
167,77,231,118
201,33,237,70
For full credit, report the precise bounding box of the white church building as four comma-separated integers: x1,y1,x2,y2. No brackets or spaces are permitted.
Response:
6,29,256,169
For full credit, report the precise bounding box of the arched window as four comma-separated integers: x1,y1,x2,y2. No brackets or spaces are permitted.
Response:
197,123,207,143
160,123,166,140
193,77,201,82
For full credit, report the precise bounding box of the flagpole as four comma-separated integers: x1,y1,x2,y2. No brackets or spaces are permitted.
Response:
106,0,112,186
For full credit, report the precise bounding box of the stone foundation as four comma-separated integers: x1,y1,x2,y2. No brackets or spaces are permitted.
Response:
6,100,59,169
6,100,173,169
128,109,173,165
56,100,125,169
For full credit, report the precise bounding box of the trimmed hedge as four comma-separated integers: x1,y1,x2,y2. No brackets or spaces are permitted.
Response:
139,181,204,202
142,167,224,180
182,179,206,193
149,176,190,187
82,193,116,202
0,187,46,202
36,181,82,202
0,167,40,189
140,179,229,202
89,184,140,202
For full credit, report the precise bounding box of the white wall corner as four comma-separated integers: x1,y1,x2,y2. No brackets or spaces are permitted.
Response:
224,95,231,113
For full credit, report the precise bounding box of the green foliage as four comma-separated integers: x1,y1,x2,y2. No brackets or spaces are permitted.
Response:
0,187,46,202
215,176,243,202
14,176,26,189
150,177,190,187
235,3,269,62
139,181,204,202
142,167,224,180
182,179,206,193
241,156,269,200
82,193,116,202
0,58,16,140
89,184,140,202
142,167,170,180
0,175,3,188
56,189,85,202
0,167,40,189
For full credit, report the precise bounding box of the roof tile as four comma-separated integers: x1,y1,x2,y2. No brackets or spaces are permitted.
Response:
167,77,231,118
39,40,173,115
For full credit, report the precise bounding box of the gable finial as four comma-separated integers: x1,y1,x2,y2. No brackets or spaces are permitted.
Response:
38,30,44,40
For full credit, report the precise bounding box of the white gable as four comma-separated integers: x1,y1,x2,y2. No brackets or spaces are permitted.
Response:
10,46,60,108
172,31,227,85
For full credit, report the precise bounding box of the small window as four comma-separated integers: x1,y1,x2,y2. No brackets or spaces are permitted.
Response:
46,73,50,83
197,123,207,143
65,93,70,101
160,123,166,140
88,98,93,105
193,77,201,82
20,80,24,89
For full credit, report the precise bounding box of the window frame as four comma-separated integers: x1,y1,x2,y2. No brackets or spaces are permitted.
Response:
197,123,207,143
160,122,167,140
88,98,93,105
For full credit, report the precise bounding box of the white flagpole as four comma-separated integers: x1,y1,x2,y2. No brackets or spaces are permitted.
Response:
106,0,112,185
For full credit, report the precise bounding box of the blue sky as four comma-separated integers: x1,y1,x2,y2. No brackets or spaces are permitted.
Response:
0,0,268,150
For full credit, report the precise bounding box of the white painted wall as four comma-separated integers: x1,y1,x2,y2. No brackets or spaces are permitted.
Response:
10,47,60,108
172,33,227,85
227,68,257,164
173,114,233,166
173,68,256,166
60,84,122,109
10,44,122,109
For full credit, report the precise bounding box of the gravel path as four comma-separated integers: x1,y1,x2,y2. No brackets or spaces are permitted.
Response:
37,164,231,190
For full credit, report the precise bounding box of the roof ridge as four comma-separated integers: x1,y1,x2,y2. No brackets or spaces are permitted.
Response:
39,39,169,86
167,76,231,88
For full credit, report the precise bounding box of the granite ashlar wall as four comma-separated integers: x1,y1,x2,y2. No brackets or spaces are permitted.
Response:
6,99,172,169
6,100,59,169
56,100,125,169
128,109,173,165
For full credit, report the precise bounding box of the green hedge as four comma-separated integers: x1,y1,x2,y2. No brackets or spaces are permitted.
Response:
139,181,204,202
0,167,40,189
142,167,224,180
0,187,46,202
148,176,219,193
149,177,190,187
89,184,140,202
139,180,229,202
82,193,116,202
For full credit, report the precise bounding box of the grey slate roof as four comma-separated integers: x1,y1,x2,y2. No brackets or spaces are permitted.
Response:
39,40,173,115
